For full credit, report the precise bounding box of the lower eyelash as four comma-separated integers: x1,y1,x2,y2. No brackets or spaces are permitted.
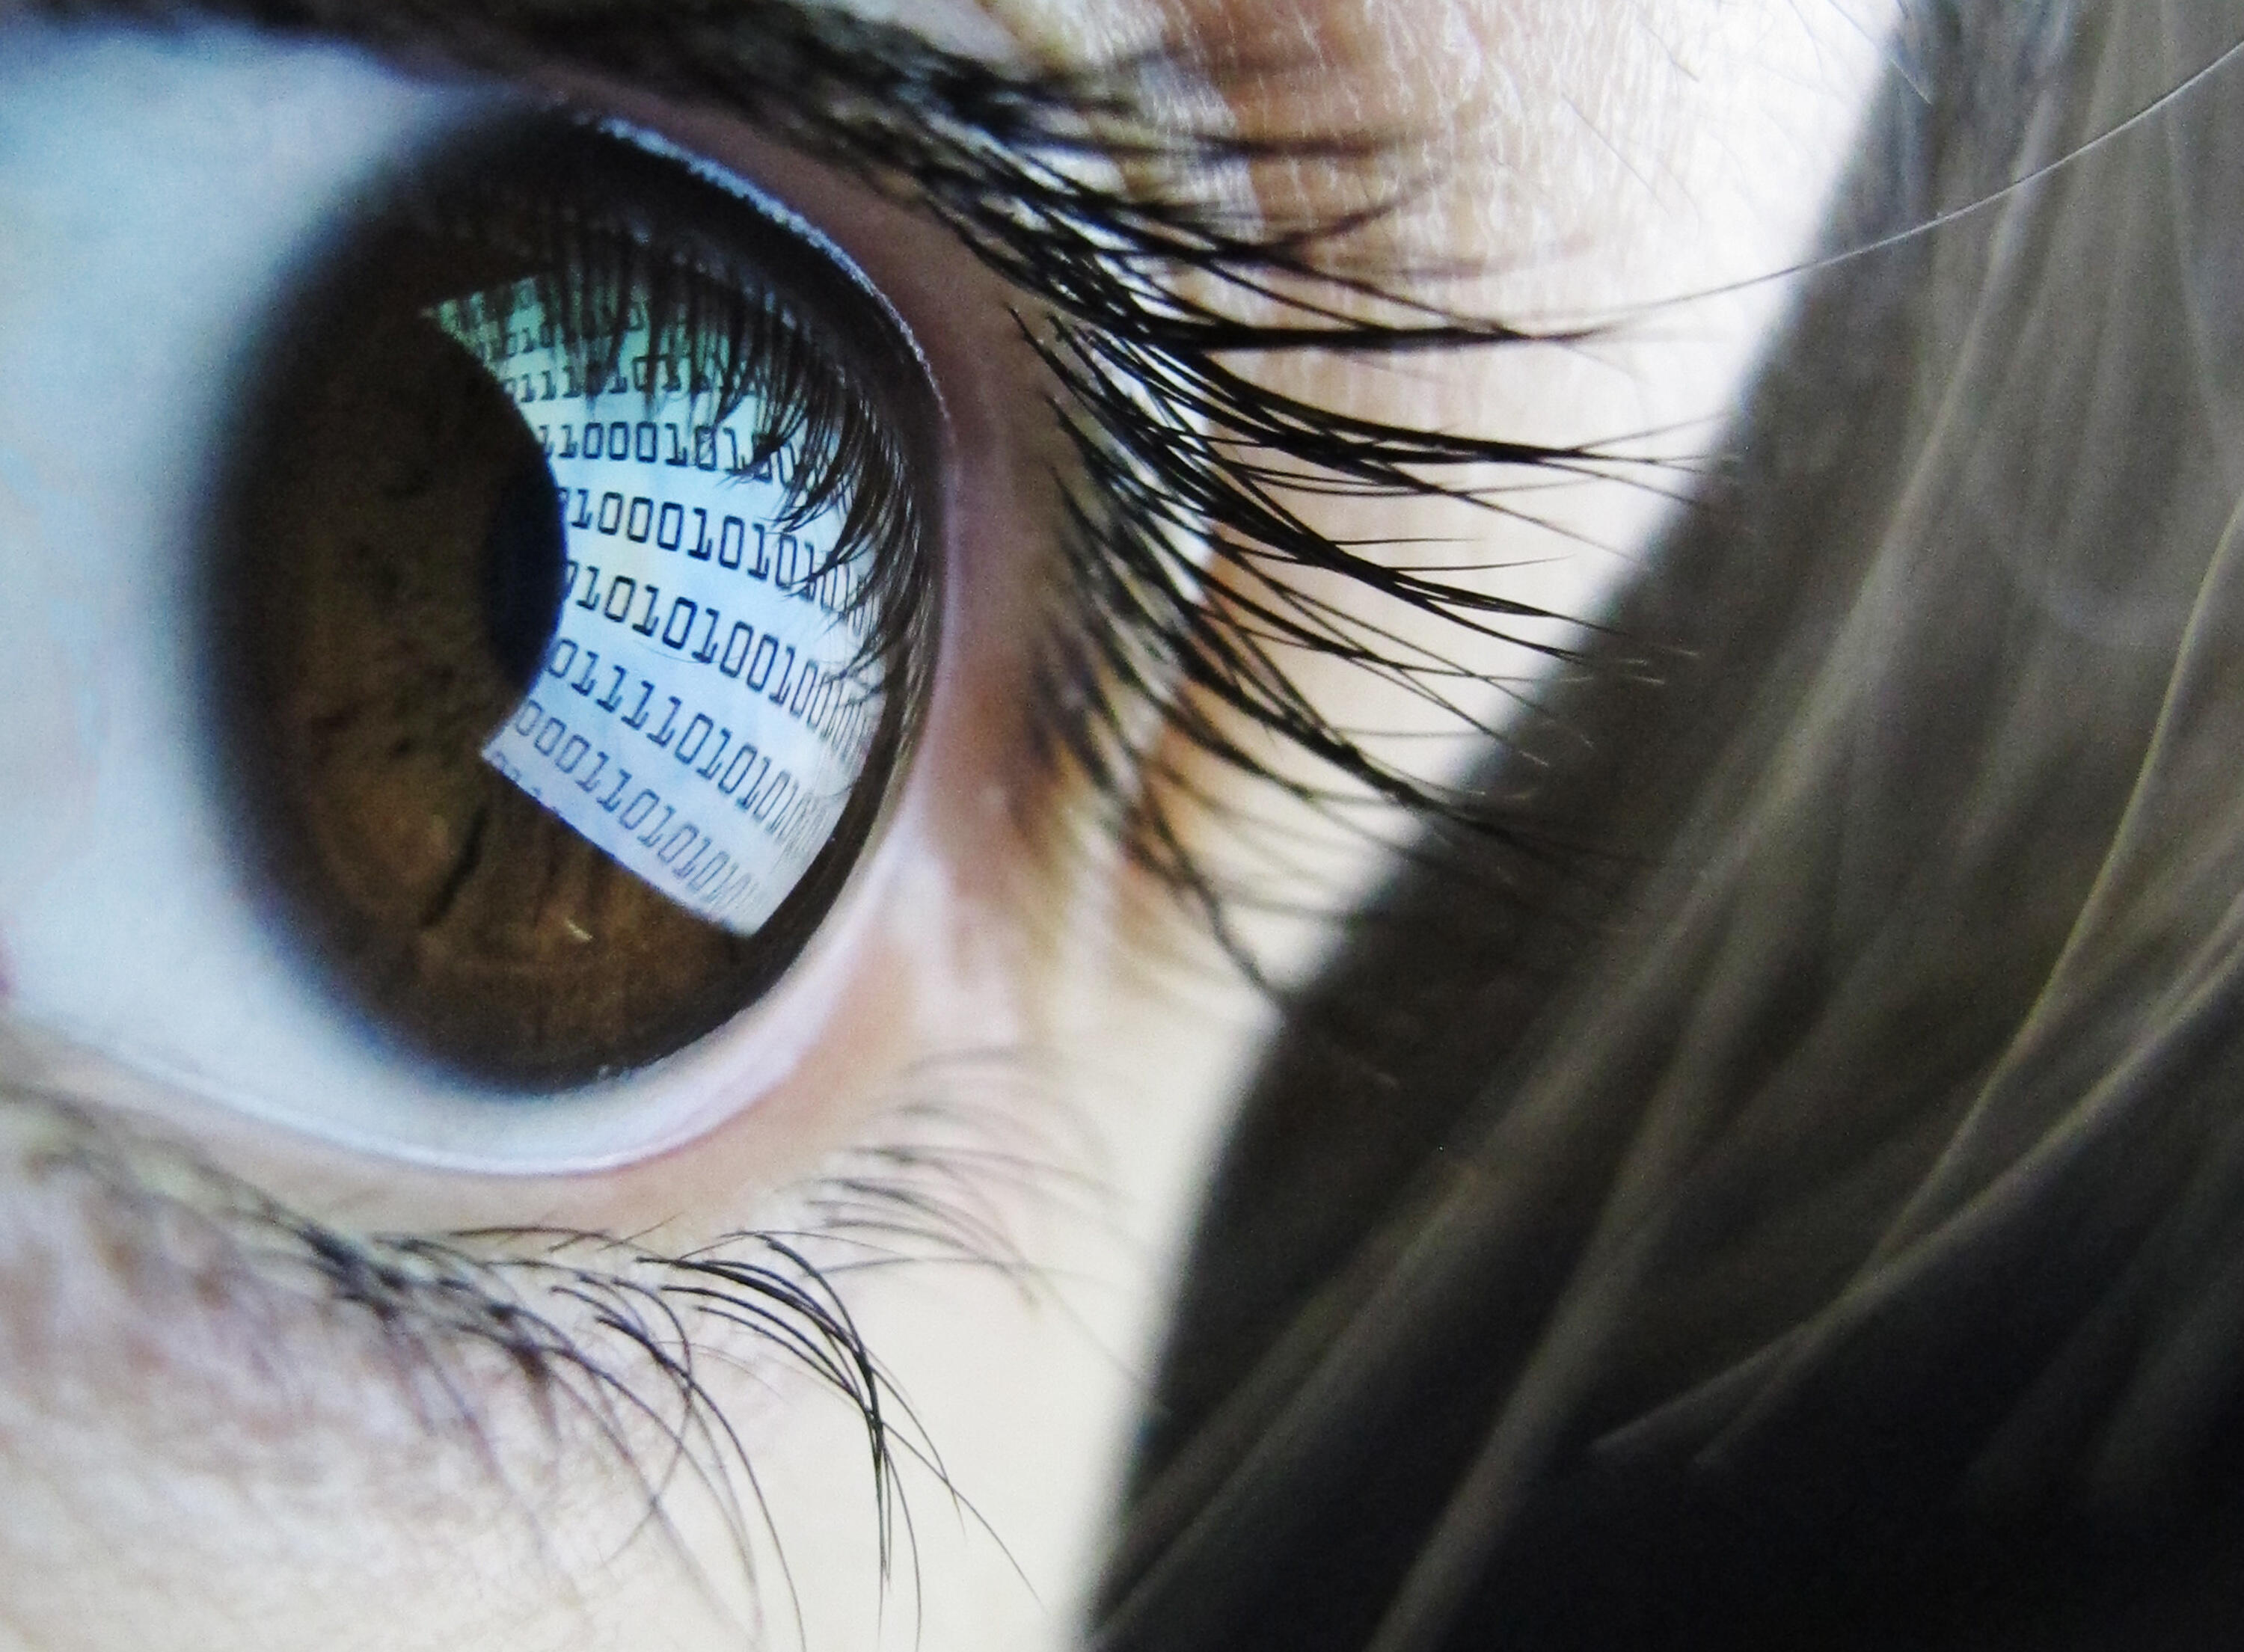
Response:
0,1076,1064,1617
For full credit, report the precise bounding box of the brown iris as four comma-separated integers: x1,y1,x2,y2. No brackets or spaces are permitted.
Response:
206,124,934,1090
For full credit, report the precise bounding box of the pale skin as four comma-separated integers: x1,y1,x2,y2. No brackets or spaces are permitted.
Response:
0,3,1894,1649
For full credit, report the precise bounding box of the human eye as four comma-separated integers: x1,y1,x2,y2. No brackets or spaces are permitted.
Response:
0,1,1905,1649
6,78,951,1173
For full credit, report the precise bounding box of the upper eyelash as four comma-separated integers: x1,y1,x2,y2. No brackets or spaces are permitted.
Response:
657,4,1637,936
71,0,1635,953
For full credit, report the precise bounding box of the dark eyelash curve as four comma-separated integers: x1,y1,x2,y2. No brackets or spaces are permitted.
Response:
606,4,1645,915
620,3,1641,951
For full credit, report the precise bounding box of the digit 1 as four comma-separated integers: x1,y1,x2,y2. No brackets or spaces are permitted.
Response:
623,681,654,731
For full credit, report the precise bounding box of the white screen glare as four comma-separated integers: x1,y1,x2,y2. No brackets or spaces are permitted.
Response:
435,280,885,936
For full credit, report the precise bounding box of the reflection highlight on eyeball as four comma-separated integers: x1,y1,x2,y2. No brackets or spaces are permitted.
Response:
210,121,939,1092
447,279,886,939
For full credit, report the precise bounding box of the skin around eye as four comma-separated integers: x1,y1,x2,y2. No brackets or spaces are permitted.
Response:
0,5,1897,1652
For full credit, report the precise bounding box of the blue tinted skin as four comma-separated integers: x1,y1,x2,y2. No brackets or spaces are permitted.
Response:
0,3,1892,1648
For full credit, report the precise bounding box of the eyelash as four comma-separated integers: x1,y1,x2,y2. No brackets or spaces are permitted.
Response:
90,0,1626,933
729,7,1622,948
8,1073,1046,1612
19,0,1612,1599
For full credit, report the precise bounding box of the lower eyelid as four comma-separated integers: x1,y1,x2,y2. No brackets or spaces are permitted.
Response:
0,1099,711,1634
0,1050,1073,1622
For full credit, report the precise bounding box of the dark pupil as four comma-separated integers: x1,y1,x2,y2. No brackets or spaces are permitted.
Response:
481,453,568,696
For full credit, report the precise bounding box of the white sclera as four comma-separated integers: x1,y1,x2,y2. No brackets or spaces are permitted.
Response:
436,281,884,936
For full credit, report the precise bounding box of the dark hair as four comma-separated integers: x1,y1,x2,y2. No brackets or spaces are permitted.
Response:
1100,5,2244,1647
